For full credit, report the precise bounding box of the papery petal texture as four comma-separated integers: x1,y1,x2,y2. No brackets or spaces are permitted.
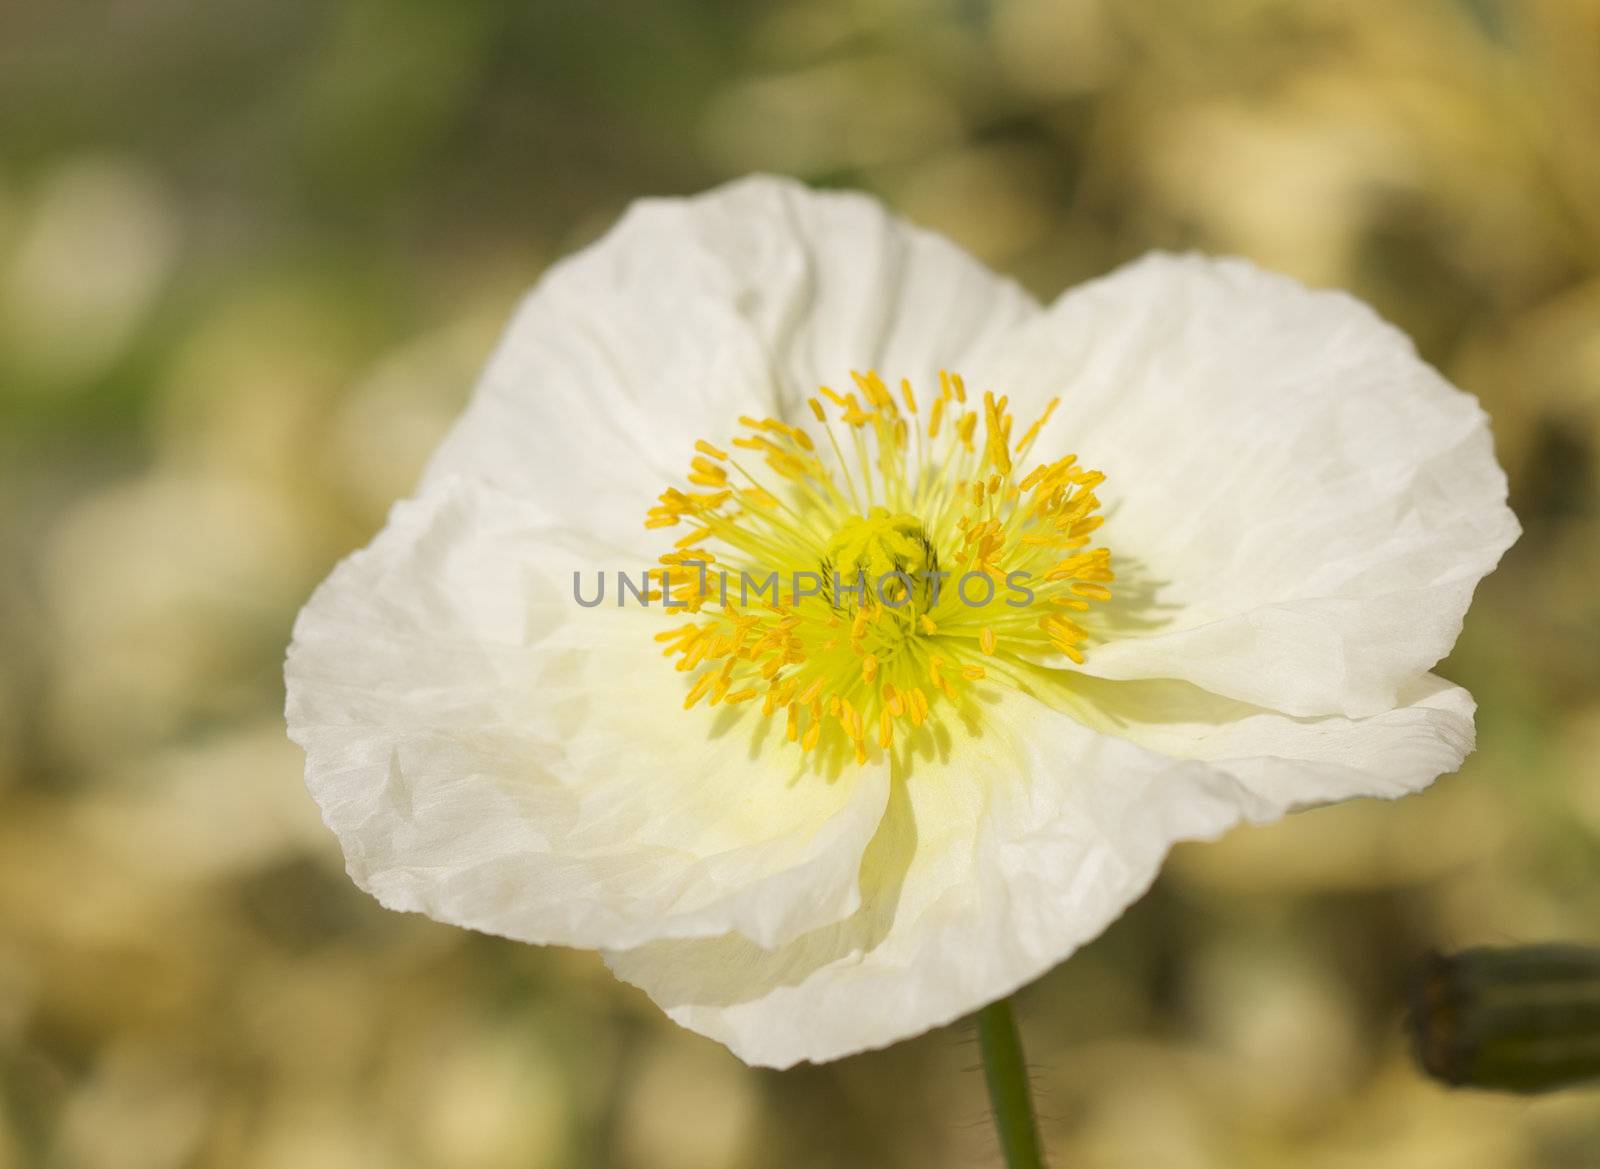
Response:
419,174,1038,554
287,476,889,952
603,673,1475,1068
286,175,1517,1068
976,253,1518,717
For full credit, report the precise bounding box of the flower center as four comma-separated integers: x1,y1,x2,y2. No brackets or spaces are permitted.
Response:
645,371,1113,768
821,510,937,615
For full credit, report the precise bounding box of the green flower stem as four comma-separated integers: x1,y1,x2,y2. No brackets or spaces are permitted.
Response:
977,997,1047,1169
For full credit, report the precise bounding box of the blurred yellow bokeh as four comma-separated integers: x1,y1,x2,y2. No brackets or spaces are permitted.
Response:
2,1,1598,1166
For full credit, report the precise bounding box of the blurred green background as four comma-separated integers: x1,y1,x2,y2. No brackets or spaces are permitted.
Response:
2,1,1599,1166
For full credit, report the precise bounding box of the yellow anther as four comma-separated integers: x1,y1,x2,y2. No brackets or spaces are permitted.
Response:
909,687,929,725
802,720,823,752
983,391,1012,476
1017,397,1059,453
838,697,861,739
1042,614,1087,640
654,371,1112,767
684,673,716,709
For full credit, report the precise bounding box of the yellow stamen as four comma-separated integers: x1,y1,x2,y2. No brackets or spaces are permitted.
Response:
649,372,1114,768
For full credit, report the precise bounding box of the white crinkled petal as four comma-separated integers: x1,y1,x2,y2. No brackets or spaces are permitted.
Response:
285,179,1516,1068
1060,671,1475,812
603,675,1476,1068
286,476,889,952
976,253,1519,717
420,174,1038,555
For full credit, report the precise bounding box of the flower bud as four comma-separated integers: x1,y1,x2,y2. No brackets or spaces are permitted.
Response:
1409,945,1600,1093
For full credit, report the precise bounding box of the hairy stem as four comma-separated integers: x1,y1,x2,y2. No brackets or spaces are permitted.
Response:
977,997,1047,1169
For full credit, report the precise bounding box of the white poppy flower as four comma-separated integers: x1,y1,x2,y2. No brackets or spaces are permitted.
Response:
285,175,1518,1069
